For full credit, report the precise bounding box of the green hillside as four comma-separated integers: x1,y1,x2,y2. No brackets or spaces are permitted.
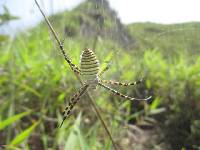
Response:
127,22,200,57
0,0,199,150
40,0,135,50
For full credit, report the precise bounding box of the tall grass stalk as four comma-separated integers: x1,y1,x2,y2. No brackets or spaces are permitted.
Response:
34,0,119,149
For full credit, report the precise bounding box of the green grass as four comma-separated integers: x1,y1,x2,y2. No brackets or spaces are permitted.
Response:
0,1,200,149
0,25,124,149
127,22,200,58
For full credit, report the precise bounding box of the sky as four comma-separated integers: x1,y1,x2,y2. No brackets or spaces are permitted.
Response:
109,0,200,24
0,0,200,34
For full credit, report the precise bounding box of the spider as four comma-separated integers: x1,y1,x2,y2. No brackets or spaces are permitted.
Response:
59,48,151,127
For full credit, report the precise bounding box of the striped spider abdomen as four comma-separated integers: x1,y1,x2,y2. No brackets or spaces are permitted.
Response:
80,48,100,88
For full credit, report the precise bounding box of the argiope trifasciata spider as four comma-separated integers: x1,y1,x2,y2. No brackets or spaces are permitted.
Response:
60,48,151,127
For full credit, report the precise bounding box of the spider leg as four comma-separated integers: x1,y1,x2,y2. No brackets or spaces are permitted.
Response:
100,78,143,86
60,84,89,127
65,56,81,75
58,42,81,75
98,60,111,76
98,66,109,76
98,82,151,101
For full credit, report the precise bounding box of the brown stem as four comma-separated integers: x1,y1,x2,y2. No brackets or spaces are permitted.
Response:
34,1,119,149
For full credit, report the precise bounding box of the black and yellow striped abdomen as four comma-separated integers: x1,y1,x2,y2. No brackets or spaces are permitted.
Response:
80,48,100,82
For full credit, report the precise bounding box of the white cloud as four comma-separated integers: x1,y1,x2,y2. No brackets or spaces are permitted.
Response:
1,0,200,35
108,0,200,24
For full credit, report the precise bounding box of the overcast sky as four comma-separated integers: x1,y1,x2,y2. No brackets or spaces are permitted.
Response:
109,0,200,24
0,0,200,34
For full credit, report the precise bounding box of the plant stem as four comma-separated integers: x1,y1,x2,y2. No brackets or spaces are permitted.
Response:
34,1,119,149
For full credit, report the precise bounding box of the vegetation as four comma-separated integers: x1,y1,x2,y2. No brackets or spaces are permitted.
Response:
0,0,199,150
127,22,200,57
0,5,19,25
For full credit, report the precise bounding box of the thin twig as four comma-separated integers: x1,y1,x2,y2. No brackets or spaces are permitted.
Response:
34,1,119,149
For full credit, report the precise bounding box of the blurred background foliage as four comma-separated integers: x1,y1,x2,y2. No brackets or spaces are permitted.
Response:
0,0,200,150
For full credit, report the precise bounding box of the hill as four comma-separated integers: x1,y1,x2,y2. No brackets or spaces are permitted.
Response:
127,22,200,57
0,0,199,149
29,0,200,58
46,0,135,50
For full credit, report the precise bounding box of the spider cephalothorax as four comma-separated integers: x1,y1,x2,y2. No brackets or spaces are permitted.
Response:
60,48,151,127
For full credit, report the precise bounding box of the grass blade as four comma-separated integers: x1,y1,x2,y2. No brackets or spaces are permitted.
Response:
10,121,40,146
0,111,32,130
64,113,89,150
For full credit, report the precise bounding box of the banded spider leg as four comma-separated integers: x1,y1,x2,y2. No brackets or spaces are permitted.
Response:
100,78,143,86
60,34,81,75
98,62,149,101
98,63,110,76
60,84,89,127
55,38,81,75
98,82,151,101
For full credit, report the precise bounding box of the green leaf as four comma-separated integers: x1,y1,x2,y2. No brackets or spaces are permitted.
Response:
13,81,42,98
149,108,166,115
100,51,113,72
3,145,21,150
57,92,66,102
0,111,32,130
150,97,161,110
64,113,89,150
10,121,39,146
146,79,151,89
